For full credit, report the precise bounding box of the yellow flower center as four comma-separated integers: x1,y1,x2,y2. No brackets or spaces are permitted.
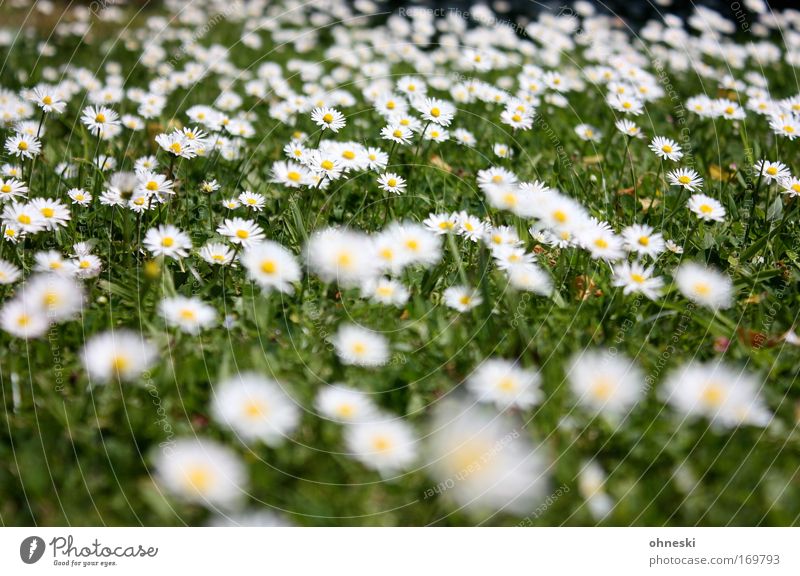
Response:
243,399,268,419
430,107,440,117
342,150,355,160
236,229,249,239
287,171,301,182
111,355,129,372
594,238,609,249
630,273,645,284
146,181,158,191
42,95,53,105
260,260,276,274
18,214,31,225
179,308,196,321
18,141,28,151
661,145,673,153
693,282,711,296
322,113,334,123
678,175,691,184
701,384,725,407
95,113,106,123
184,466,211,493
372,435,392,452
766,167,777,175
320,160,334,171
41,207,54,218
638,236,650,246
161,237,174,247
699,204,713,214
337,252,352,267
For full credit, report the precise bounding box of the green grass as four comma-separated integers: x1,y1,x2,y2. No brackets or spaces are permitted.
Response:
0,2,799,526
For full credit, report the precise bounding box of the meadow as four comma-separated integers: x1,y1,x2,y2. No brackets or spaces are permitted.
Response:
0,0,798,526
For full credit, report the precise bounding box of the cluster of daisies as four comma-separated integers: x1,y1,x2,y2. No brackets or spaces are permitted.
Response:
0,0,797,525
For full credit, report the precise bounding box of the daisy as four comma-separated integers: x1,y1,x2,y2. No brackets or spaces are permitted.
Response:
160,296,216,334
23,273,83,322
493,143,513,158
575,124,601,142
271,160,312,188
154,437,246,509
377,172,406,194
467,358,542,410
315,385,378,423
507,263,552,296
143,225,192,259
28,85,66,114
0,259,21,284
211,372,300,446
615,119,643,138
364,147,388,171
82,329,157,383
457,212,487,242
33,250,67,274
199,180,220,194
305,227,379,287
500,108,534,131
667,167,704,191
30,197,70,230
70,250,102,279
0,298,48,339
136,170,174,197
423,212,458,235
81,105,120,136
331,324,390,367
427,400,548,514
611,261,664,300
621,223,665,258
199,242,236,267
155,131,196,159
307,151,344,182
607,93,643,115
579,223,625,261
380,124,413,145
311,106,346,132
662,361,772,428
216,217,265,247
778,177,800,197
769,114,800,140
67,188,92,205
687,193,726,222
568,350,644,416
361,277,410,307
4,133,42,159
345,417,418,474
754,159,790,183
221,198,240,210
0,178,28,201
649,136,683,161
674,262,734,310
2,201,45,234
416,97,456,126
238,190,266,212
241,241,301,293
578,461,614,520
443,285,482,312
